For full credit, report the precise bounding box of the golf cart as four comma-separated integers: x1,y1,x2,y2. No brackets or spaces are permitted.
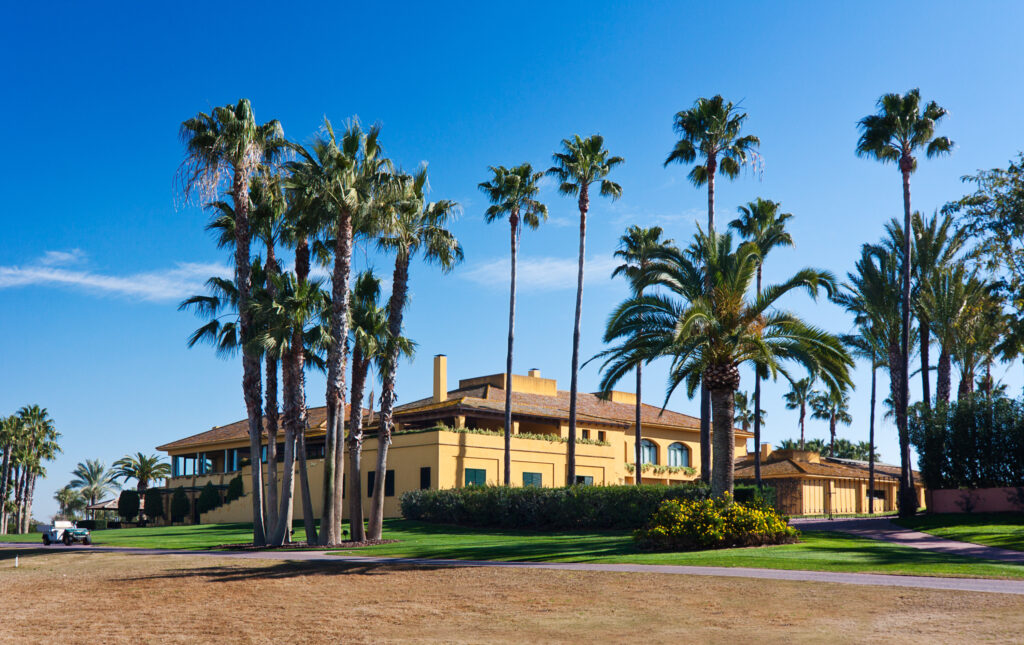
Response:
41,520,92,546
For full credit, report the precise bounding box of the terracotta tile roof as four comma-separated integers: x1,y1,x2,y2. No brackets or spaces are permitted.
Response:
157,405,359,452
733,454,918,482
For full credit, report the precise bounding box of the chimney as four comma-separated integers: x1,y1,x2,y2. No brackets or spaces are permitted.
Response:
528,368,541,378
760,443,772,459
433,355,448,402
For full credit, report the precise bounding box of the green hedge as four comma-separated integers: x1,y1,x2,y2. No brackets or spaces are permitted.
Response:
225,475,244,503
118,490,140,522
144,489,164,519
401,483,717,529
170,487,190,523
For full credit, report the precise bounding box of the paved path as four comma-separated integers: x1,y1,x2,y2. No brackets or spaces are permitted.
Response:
4,541,1024,595
791,516,1024,564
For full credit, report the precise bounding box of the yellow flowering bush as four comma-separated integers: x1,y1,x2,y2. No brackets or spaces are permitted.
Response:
633,494,799,551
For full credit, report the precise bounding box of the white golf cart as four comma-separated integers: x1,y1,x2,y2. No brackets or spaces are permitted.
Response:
40,520,92,546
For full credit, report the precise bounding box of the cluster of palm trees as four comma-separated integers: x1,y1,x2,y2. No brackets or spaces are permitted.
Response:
178,101,459,546
0,406,61,534
55,453,171,522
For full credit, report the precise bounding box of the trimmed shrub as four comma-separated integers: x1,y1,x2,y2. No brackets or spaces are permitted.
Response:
197,482,221,514
634,495,799,551
225,475,244,503
400,483,711,530
733,483,776,510
170,487,190,523
144,489,164,520
76,519,108,531
117,490,140,522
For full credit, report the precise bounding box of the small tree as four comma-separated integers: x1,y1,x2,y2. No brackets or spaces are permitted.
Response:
144,488,164,520
197,482,221,515
225,475,244,503
117,489,140,523
170,487,190,524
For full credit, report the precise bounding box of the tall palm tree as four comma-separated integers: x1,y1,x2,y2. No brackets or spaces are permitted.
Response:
842,328,886,512
479,163,548,485
910,211,967,408
857,88,952,517
666,96,761,484
69,459,120,517
547,134,623,483
112,453,172,493
14,406,61,533
729,197,794,485
179,99,286,545
921,266,987,405
783,378,815,450
605,232,852,496
346,270,415,541
591,226,674,485
0,415,19,533
368,167,462,539
810,390,853,455
733,390,764,435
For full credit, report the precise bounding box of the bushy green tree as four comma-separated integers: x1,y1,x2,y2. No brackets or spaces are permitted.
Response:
117,489,140,522
143,488,164,520
170,487,190,524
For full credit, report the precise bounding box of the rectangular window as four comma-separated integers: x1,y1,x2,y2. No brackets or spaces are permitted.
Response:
465,468,487,487
420,467,431,490
575,475,594,486
523,472,542,487
598,431,606,442
368,470,396,496
367,470,375,495
581,429,590,439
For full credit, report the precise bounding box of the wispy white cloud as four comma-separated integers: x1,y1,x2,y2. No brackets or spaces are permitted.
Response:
0,251,230,302
461,255,619,292
547,216,573,228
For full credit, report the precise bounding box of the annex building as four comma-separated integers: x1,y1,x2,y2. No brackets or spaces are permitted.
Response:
155,355,750,523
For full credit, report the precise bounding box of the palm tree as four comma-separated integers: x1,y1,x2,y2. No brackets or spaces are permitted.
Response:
69,459,120,517
666,96,761,484
13,406,61,533
842,328,886,512
346,271,415,541
778,437,826,453
810,390,853,455
921,266,987,405
605,232,852,496
952,290,1005,401
55,486,86,519
179,99,286,545
479,163,548,485
729,197,793,485
733,390,764,435
368,167,462,539
783,378,815,450
591,226,674,485
547,134,623,483
0,415,19,533
857,88,952,517
112,453,171,493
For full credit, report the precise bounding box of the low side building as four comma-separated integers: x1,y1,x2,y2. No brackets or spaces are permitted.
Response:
734,445,926,515
155,355,750,523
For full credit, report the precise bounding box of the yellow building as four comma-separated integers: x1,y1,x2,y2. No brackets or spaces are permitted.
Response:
156,355,751,523
733,446,926,515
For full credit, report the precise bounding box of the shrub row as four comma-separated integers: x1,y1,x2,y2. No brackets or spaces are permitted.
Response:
634,495,799,551
400,483,725,529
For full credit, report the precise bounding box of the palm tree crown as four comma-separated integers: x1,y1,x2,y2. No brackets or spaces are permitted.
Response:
112,453,171,492
70,459,120,507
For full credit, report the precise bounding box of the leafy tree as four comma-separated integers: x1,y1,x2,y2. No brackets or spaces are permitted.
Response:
178,99,286,545
143,488,164,520
547,134,623,483
54,485,86,519
810,389,853,455
666,95,761,483
480,163,547,485
225,475,244,503
778,438,827,454
118,489,140,522
591,226,675,485
829,439,881,461
783,378,815,450
733,390,764,434
920,265,987,405
857,88,952,517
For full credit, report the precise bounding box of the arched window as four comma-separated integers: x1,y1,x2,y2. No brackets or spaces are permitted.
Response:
668,442,689,467
641,439,658,465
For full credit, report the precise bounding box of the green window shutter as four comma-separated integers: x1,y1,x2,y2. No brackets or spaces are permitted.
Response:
465,468,486,487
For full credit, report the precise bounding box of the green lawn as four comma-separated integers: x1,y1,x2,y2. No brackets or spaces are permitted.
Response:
893,513,1024,552
3,518,1023,579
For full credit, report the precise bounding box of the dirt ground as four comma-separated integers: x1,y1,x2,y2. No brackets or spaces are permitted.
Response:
2,548,1022,644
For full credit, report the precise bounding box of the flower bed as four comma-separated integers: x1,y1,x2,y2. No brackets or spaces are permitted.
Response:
634,494,799,551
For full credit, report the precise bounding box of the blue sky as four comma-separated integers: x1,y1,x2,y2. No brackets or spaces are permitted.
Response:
3,1,1023,518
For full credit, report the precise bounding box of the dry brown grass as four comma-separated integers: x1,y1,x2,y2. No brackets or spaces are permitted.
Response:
2,547,1022,644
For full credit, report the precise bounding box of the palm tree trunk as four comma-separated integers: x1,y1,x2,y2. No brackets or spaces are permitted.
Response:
347,352,369,543
504,214,519,486
264,355,279,533
799,406,805,450
22,473,36,534
897,165,917,517
0,445,10,534
368,252,411,540
323,210,353,546
232,171,266,546
567,185,589,484
829,417,837,455
709,386,736,498
700,163,716,485
753,265,763,487
297,426,317,544
634,363,643,485
936,346,952,406
868,361,877,514
920,321,931,408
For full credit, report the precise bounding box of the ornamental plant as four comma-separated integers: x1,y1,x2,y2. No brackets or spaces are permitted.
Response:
633,494,798,551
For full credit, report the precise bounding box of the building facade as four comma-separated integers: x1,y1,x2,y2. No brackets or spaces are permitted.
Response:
156,355,751,523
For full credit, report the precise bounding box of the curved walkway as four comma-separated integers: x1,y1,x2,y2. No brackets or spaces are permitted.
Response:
4,541,1024,595
791,516,1024,564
